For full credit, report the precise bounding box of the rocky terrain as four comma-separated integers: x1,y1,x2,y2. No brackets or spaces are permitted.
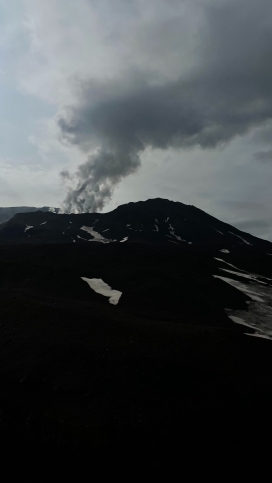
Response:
0,198,272,477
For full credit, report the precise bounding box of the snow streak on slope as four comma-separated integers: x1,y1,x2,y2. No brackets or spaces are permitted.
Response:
214,258,272,339
80,226,113,243
214,257,245,272
214,258,245,271
24,225,33,232
213,275,265,302
168,224,187,242
219,268,267,284
228,231,252,246
77,235,90,241
81,277,122,305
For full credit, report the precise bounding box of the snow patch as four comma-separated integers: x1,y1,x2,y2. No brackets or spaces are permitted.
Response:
214,271,272,339
214,258,244,271
215,229,224,235
102,229,109,232
228,231,252,246
176,235,187,241
120,236,129,243
228,315,249,327
81,277,122,305
220,249,230,254
80,226,112,243
245,333,272,340
40,221,47,225
153,224,159,232
24,225,33,232
168,223,187,242
213,275,265,302
219,268,267,285
77,235,89,241
215,258,272,284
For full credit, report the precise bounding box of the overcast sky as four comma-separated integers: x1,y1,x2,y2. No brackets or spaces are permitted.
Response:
1,0,272,240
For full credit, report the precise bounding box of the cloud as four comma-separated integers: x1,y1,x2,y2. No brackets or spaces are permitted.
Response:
234,219,270,231
1,1,270,216
60,146,141,212
55,0,272,212
254,150,272,162
59,169,72,181
233,219,272,240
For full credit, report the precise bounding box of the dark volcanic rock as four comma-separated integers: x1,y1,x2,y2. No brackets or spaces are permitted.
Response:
0,205,59,225
0,198,270,250
0,199,272,476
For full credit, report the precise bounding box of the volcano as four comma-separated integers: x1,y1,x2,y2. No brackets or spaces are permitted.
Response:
0,198,272,476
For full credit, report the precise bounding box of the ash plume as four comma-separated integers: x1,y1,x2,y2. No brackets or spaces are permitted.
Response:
60,146,141,213
58,0,272,213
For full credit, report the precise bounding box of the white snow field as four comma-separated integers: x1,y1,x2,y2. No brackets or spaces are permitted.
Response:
81,277,122,305
80,226,112,243
214,266,272,339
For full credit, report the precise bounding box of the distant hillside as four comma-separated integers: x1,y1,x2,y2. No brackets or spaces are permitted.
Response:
0,198,271,251
0,206,59,224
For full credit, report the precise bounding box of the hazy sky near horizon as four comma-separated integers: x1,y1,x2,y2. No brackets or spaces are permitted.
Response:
1,0,272,239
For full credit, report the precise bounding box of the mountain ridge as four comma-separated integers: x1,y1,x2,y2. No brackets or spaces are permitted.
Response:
0,205,59,225
0,198,271,249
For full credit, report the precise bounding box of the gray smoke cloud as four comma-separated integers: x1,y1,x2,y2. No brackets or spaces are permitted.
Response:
58,0,272,213
254,150,272,162
60,146,141,212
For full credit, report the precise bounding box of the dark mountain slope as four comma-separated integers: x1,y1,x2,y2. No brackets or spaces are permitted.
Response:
0,198,270,250
0,198,272,476
0,205,59,225
0,241,272,476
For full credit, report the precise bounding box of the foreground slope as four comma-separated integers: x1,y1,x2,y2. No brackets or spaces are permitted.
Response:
0,199,272,475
